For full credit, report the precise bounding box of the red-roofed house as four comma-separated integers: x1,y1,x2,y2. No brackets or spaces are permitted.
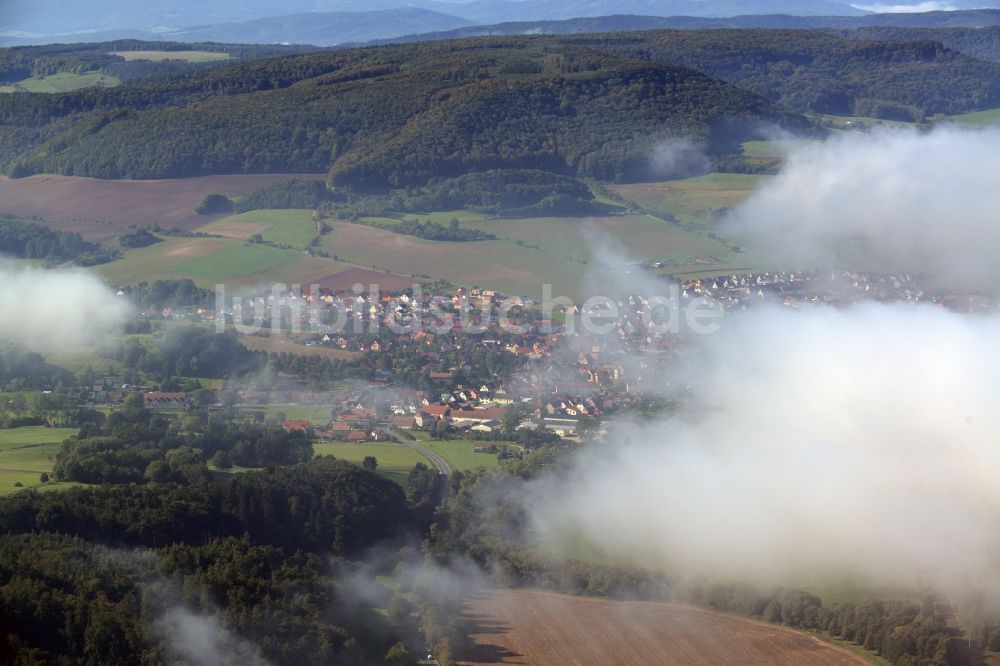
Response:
415,405,450,428
282,420,311,434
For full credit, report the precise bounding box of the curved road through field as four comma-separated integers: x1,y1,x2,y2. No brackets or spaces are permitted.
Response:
395,432,452,499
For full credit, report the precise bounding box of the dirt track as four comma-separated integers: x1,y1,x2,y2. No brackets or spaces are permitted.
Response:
460,589,867,666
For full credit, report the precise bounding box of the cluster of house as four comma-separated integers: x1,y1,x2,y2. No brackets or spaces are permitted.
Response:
677,270,997,312
97,272,1000,448
272,383,516,442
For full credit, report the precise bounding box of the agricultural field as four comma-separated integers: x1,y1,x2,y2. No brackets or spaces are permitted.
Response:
0,71,120,93
313,441,430,486
240,404,334,424
110,50,231,62
365,210,493,225
740,139,814,158
613,173,768,226
0,174,325,240
409,432,501,472
44,347,122,375
459,589,867,666
95,235,357,289
240,335,362,360
0,426,77,495
322,215,743,299
198,209,318,250
165,243,300,280
947,107,1000,127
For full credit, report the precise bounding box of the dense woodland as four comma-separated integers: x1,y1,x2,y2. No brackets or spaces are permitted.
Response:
592,29,1000,120
0,457,426,665
322,169,603,219
847,26,1000,65
0,32,997,187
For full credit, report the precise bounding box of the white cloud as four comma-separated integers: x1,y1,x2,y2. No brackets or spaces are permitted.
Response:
155,608,270,666
723,126,1000,287
0,265,132,352
530,303,1000,587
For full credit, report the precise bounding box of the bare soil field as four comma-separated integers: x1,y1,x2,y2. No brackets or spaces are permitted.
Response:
312,266,427,293
459,589,868,666
0,174,325,240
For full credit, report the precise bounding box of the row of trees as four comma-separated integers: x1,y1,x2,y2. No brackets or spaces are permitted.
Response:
686,581,957,664
0,217,117,265
321,169,602,220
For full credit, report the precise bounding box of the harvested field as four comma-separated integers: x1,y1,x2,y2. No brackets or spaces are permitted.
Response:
110,50,231,62
459,589,867,666
0,174,325,240
313,266,427,293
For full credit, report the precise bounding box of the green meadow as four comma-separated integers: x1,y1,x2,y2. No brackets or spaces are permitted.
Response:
200,209,318,250
946,107,1000,127
0,426,78,495
111,50,231,62
1,71,120,93
408,432,501,472
314,441,431,486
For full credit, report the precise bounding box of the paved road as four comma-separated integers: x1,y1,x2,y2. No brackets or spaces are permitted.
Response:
393,431,452,499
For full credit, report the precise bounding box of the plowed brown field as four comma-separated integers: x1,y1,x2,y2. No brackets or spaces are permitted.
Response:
0,174,325,240
459,589,867,666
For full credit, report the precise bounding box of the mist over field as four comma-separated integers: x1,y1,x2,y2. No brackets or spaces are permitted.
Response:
0,265,131,351
522,124,1000,591
724,126,1000,286
530,303,1000,586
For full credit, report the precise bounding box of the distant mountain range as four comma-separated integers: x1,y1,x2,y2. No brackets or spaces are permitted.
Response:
165,9,475,46
381,8,1000,45
3,0,1000,46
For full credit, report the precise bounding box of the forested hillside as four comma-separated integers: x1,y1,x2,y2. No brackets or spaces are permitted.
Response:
592,30,1000,120
2,31,999,185
0,40,799,185
848,26,1000,64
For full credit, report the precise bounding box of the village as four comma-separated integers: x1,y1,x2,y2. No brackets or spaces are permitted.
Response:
57,268,995,457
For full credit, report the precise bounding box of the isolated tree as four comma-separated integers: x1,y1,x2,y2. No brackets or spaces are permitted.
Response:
384,642,414,665
362,456,378,471
39,472,49,483
195,193,233,215
212,450,233,470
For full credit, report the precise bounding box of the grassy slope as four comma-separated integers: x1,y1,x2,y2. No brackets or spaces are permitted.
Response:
613,173,767,224
44,348,123,375
110,50,231,62
3,71,120,93
322,214,742,299
96,233,357,289
409,431,500,472
947,107,1000,126
0,426,78,495
199,209,317,250
314,441,431,486
241,405,334,425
